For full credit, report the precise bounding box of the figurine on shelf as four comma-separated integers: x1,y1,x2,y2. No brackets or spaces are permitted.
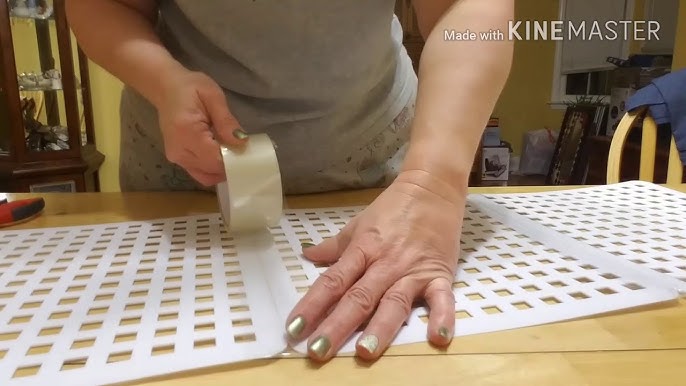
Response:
20,96,70,152
17,69,62,90
9,0,54,19
25,123,70,152
9,0,31,17
44,69,62,89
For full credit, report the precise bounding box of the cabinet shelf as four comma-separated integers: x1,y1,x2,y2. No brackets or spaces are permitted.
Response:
19,84,62,91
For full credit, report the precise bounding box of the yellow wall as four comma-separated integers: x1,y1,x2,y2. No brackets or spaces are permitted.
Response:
492,0,566,155
89,64,122,192
9,1,686,191
673,0,686,70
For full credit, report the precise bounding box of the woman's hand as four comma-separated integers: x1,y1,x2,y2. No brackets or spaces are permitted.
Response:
285,170,465,361
156,69,248,186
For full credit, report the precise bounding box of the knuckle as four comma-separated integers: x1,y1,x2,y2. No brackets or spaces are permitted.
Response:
317,268,347,294
344,286,376,314
381,290,413,314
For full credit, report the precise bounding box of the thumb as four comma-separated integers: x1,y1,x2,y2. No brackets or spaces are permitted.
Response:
199,83,248,146
301,223,354,264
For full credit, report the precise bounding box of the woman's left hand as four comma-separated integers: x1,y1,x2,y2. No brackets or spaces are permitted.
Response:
284,170,466,361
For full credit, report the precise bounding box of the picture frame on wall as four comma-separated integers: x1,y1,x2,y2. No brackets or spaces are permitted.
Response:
546,104,608,185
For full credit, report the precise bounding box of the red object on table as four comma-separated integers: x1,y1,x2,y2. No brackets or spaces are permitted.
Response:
0,197,45,227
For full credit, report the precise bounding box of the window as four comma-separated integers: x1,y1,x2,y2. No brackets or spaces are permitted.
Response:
550,0,635,106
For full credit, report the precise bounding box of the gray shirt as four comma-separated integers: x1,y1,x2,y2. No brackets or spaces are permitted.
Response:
125,0,417,194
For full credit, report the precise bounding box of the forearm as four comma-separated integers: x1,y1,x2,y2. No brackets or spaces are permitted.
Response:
65,0,185,108
402,0,514,193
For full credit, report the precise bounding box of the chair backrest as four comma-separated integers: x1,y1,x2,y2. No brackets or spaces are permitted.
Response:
607,107,684,184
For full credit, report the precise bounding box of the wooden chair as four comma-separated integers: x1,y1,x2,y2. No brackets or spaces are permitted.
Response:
607,106,684,184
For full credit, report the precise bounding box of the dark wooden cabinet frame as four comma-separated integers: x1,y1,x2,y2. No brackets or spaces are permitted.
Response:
0,0,103,192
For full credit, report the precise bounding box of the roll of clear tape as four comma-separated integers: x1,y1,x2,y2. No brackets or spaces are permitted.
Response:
216,133,283,233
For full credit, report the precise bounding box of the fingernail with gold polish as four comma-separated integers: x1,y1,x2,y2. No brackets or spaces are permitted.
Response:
286,316,305,339
357,335,378,354
309,336,331,359
438,326,451,341
233,128,248,140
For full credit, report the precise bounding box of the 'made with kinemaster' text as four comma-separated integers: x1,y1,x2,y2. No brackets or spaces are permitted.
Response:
445,20,662,41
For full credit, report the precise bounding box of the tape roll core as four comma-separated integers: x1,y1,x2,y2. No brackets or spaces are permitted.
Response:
216,134,283,232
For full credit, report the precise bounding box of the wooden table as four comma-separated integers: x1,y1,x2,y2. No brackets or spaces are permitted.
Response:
4,184,686,386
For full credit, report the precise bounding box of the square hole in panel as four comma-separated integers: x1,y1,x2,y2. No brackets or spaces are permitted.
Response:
107,351,133,363
548,281,568,288
505,274,522,281
49,311,72,320
26,344,52,356
521,285,540,292
195,323,214,333
194,339,216,350
114,332,138,343
39,326,63,337
0,331,21,342
494,289,513,297
87,307,109,316
512,301,532,310
569,292,589,300
600,273,619,280
574,277,593,284
154,328,177,338
455,310,472,319
453,281,469,288
230,305,250,313
13,365,42,378
79,321,103,332
596,287,618,295
482,306,502,315
119,314,142,326
478,278,496,285
232,318,253,327
234,333,257,344
9,315,33,325
465,293,485,301
195,308,214,318
541,297,561,305
151,344,175,357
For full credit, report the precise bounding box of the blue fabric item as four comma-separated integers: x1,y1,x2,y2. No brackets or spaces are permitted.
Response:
625,68,686,165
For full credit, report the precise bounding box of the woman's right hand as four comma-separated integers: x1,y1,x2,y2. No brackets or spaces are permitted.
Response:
156,68,248,186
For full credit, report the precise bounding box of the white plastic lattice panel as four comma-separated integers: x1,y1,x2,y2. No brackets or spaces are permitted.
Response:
480,181,686,289
0,215,284,386
258,202,678,354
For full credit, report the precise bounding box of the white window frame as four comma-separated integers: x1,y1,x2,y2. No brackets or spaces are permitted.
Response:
549,0,635,109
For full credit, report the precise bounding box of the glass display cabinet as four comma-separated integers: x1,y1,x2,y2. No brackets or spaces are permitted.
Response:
0,0,104,192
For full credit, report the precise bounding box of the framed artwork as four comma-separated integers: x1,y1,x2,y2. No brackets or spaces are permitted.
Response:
546,104,608,185
482,146,510,181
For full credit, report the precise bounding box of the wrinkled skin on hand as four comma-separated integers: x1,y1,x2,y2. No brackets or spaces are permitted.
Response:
286,170,465,361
